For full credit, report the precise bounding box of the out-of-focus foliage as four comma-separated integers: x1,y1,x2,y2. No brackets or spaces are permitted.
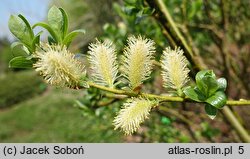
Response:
159,0,250,129
0,88,123,142
165,0,250,80
0,41,12,73
143,113,191,143
102,0,166,59
200,122,220,140
51,0,119,50
0,71,46,108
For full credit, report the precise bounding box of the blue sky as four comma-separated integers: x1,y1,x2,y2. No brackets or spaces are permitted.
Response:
0,0,51,40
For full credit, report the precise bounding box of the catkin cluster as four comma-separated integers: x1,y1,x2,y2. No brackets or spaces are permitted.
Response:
33,35,190,135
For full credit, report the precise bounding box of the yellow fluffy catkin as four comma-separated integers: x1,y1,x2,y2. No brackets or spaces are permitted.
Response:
88,40,118,87
161,47,190,90
33,44,85,88
123,36,155,90
113,98,156,135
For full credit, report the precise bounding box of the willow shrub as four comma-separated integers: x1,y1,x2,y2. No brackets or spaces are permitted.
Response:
7,6,231,135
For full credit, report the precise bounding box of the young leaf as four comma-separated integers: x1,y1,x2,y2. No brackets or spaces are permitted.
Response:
31,31,43,51
33,22,59,43
205,104,217,120
11,42,30,57
8,15,33,46
202,76,219,97
48,6,64,41
11,41,23,50
48,36,56,45
63,29,85,47
59,8,68,39
183,86,206,102
195,70,218,97
18,14,34,38
205,91,227,109
196,70,216,82
217,78,227,91
9,56,33,68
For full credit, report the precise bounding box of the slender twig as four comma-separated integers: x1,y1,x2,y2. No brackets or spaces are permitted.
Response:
222,107,250,142
226,100,250,106
87,81,250,142
145,0,207,73
104,93,127,99
185,23,223,39
87,82,250,106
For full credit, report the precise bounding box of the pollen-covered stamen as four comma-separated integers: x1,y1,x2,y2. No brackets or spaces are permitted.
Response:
88,40,118,87
161,47,190,90
33,44,85,88
113,98,157,135
123,36,155,90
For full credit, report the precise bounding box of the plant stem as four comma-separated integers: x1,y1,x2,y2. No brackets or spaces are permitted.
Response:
226,100,250,106
145,0,207,73
222,107,250,142
88,82,250,106
87,82,136,96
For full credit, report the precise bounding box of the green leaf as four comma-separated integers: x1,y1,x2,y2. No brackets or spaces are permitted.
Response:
63,29,85,47
205,91,227,109
11,42,23,52
217,78,227,91
33,22,59,43
183,86,206,102
11,42,30,56
18,14,34,38
196,70,218,97
59,8,68,39
203,76,219,97
31,31,43,51
48,6,64,41
8,15,33,46
48,36,56,45
205,104,217,120
135,10,147,24
9,56,33,68
196,70,209,94
123,6,138,15
188,0,202,20
196,70,215,84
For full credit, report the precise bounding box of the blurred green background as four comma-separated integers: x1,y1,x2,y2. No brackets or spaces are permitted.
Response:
0,0,249,142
